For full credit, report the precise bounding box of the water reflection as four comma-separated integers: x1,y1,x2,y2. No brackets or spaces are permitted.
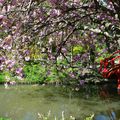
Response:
0,85,119,120
23,112,36,120
98,83,118,99
94,109,116,120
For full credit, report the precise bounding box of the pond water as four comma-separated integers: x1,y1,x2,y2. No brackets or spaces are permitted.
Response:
0,84,120,120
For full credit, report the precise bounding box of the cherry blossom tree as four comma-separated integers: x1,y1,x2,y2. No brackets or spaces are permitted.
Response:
0,0,120,82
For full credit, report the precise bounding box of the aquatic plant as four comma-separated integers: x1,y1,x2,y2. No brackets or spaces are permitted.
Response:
37,111,95,120
38,110,76,120
84,114,94,120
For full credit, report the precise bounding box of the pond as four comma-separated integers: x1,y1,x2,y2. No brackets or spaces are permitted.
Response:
0,84,120,120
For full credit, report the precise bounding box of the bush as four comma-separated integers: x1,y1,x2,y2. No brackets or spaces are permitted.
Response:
23,62,46,83
0,117,12,120
0,73,5,83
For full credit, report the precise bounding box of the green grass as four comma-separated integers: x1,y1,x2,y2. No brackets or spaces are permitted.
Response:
0,117,12,120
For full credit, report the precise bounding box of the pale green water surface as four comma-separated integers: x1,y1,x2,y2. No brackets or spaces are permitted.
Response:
0,85,120,120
